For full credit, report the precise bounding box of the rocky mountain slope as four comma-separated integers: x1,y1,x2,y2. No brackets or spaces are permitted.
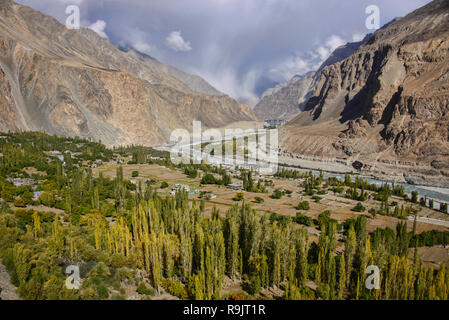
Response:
254,72,316,121
281,0,449,187
0,0,257,147
254,37,367,121
121,46,223,96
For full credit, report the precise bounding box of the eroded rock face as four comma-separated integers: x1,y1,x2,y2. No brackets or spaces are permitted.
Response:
0,1,257,147
254,38,367,122
254,72,317,121
282,0,449,186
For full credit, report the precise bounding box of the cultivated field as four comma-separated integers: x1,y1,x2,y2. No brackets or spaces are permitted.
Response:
92,161,449,269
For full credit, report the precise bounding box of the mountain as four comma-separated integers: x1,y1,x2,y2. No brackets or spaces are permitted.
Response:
254,72,316,121
281,0,449,186
254,37,368,121
0,0,257,147
119,46,223,96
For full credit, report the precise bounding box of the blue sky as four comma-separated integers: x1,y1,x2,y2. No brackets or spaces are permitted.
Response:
17,0,432,104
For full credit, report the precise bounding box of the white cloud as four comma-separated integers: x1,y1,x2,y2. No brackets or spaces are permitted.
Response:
88,20,108,39
269,34,346,80
132,41,155,55
15,0,431,102
316,35,346,61
196,68,259,105
165,31,192,52
352,33,365,42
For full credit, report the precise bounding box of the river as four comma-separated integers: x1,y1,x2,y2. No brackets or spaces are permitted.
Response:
156,132,449,206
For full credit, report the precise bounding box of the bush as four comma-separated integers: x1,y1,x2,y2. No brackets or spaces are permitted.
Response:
269,212,292,226
14,209,33,223
39,191,55,207
13,197,26,208
184,167,198,179
248,276,261,295
96,284,109,300
271,189,284,199
254,197,264,204
131,171,139,177
110,253,128,268
296,201,310,211
352,202,366,212
312,196,322,203
232,193,244,202
80,287,98,300
160,181,169,189
331,187,345,194
137,283,155,296
201,173,219,185
88,262,111,278
162,279,188,299
294,212,313,226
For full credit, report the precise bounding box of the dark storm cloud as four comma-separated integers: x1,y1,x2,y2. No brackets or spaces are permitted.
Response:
16,0,432,103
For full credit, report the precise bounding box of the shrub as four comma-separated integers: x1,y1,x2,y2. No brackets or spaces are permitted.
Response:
80,287,98,300
255,197,264,204
137,283,155,296
14,209,32,223
184,167,198,179
110,253,128,268
131,171,139,177
294,212,313,226
331,187,345,194
162,279,188,299
114,267,134,281
296,201,310,211
269,212,292,226
13,197,26,208
248,276,261,295
232,193,244,202
96,284,109,300
312,196,322,203
160,181,169,189
271,189,284,199
88,262,111,278
201,173,218,185
39,191,55,207
352,202,366,212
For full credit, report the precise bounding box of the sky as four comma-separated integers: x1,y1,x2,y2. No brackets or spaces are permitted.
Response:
17,0,432,105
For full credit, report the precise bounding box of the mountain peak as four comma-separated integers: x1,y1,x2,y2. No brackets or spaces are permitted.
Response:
282,0,449,186
0,0,256,146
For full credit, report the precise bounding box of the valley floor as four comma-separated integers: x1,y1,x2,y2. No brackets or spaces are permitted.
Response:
93,161,449,268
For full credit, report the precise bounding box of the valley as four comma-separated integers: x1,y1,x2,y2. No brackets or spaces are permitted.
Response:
0,132,448,300
0,0,449,303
